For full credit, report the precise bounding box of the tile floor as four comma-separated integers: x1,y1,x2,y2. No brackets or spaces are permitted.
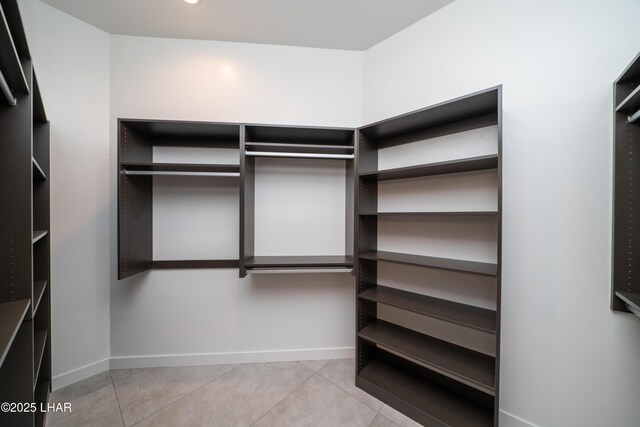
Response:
46,359,423,427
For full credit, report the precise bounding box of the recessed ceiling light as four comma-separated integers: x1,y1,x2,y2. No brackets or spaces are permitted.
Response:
184,0,198,4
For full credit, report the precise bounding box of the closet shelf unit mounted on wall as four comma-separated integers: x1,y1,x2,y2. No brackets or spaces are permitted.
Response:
240,125,355,276
612,51,640,318
118,119,242,279
0,0,52,426
355,87,502,427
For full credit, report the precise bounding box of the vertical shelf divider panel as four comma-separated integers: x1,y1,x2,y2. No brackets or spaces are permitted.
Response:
612,51,640,316
0,1,51,425
355,86,502,427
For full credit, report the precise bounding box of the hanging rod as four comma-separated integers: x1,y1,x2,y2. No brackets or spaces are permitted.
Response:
245,151,354,160
629,109,640,124
247,268,353,274
124,171,240,177
0,69,16,106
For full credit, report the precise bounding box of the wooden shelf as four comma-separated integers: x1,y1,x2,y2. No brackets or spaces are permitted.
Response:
33,73,47,123
245,142,354,154
359,320,495,394
151,260,239,269
616,85,640,114
245,255,353,269
33,280,47,315
33,330,47,388
122,163,239,174
360,211,498,217
0,4,28,95
360,250,497,277
359,285,496,334
615,291,640,317
32,230,47,244
245,124,354,145
357,356,493,427
360,155,498,181
0,299,30,367
32,157,46,180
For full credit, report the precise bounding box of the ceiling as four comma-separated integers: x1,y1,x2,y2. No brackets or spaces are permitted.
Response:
38,0,454,51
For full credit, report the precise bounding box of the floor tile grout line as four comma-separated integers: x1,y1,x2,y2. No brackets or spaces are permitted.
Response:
249,370,317,427
127,364,243,427
110,375,127,427
315,366,382,413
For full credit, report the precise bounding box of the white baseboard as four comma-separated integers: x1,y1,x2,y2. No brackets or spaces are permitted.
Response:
109,346,355,369
52,358,110,391
500,410,537,427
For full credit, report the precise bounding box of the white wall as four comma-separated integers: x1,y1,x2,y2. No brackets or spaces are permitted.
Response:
109,35,364,365
18,0,111,387
364,0,640,426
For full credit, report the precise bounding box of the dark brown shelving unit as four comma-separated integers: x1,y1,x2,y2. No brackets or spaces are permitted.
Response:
355,87,502,426
240,124,355,276
0,1,51,425
117,119,242,279
612,51,640,317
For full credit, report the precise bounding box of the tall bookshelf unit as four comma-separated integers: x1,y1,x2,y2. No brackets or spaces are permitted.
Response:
355,87,502,426
0,1,52,426
612,52,640,318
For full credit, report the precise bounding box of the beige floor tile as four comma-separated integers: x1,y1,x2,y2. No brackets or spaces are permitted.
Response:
114,364,238,426
110,368,142,383
46,384,123,427
298,359,330,372
253,374,377,427
370,413,401,427
379,404,423,427
317,359,383,411
135,362,313,427
50,371,113,404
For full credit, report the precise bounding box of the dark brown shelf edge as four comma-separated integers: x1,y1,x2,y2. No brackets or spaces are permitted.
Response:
34,381,50,426
0,4,29,94
33,280,47,315
121,163,240,173
33,330,48,389
0,299,31,367
359,285,496,334
151,260,240,269
616,85,640,113
360,250,497,277
245,142,354,149
359,154,498,181
615,291,640,317
32,230,48,244
357,357,494,427
245,255,353,269
359,320,495,395
33,157,46,180
359,211,498,217
33,73,47,122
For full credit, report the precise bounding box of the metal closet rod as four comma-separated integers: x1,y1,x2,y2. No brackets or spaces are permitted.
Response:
124,171,240,177
629,109,640,124
0,69,16,107
245,151,354,160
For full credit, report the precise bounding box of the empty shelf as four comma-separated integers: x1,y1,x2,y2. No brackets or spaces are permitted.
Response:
360,155,498,181
33,330,48,388
359,250,497,277
33,280,47,315
245,142,354,154
616,85,640,114
151,260,240,269
0,299,30,367
32,230,48,243
357,356,493,427
359,320,495,394
0,6,29,96
615,291,640,317
32,157,46,180
122,163,239,176
359,285,496,334
359,211,498,217
245,255,353,269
